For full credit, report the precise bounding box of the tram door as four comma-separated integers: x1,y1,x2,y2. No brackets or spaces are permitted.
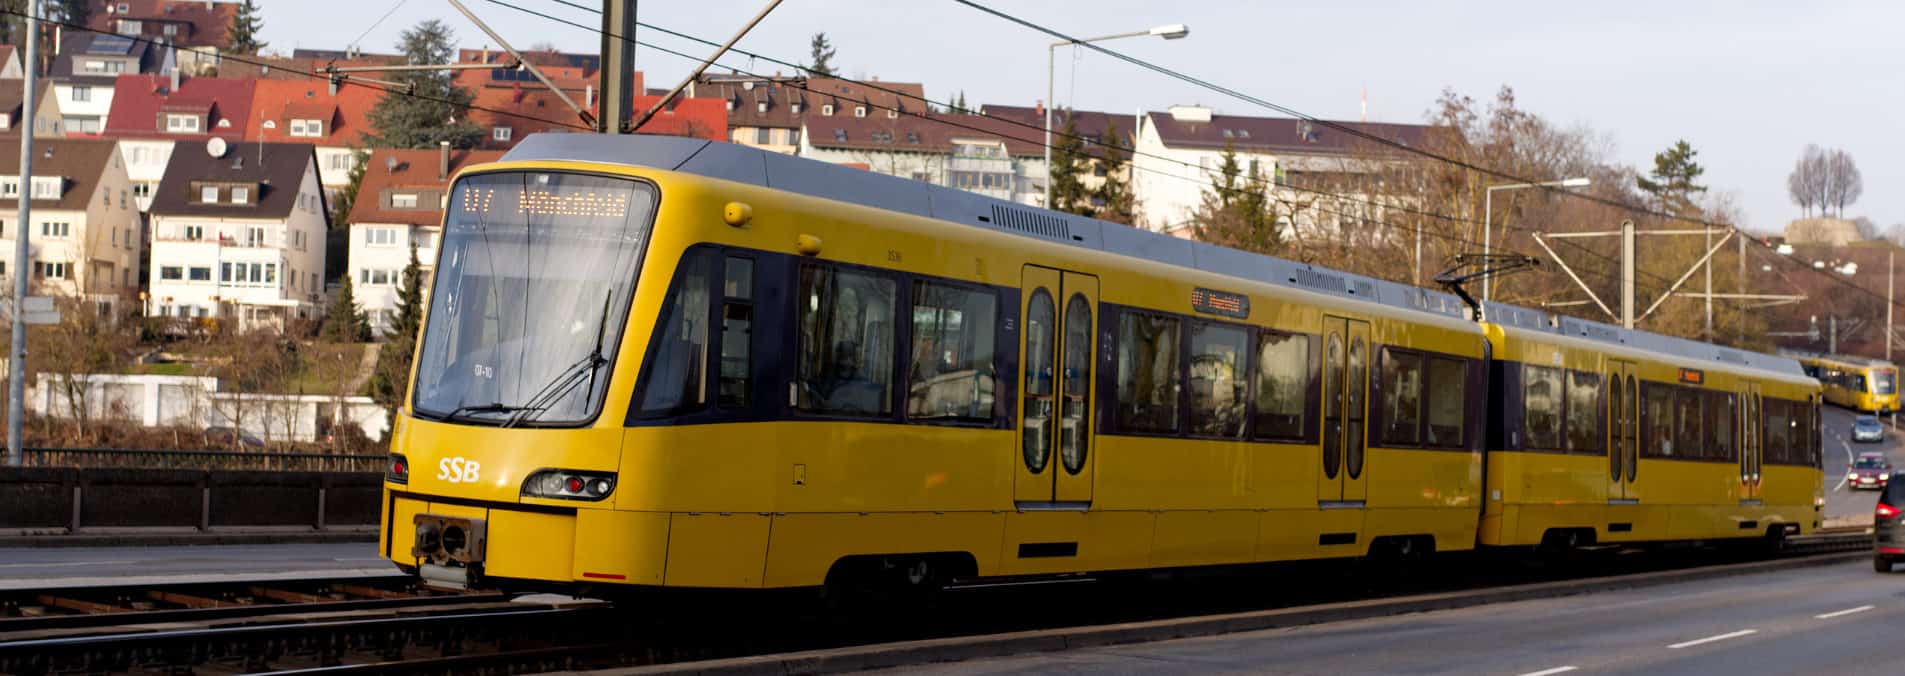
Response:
1317,316,1371,504
1606,360,1640,502
1741,383,1763,503
1015,265,1099,507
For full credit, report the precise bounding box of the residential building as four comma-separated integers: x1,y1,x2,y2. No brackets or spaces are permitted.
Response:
146,140,328,330
0,138,142,315
690,73,926,154
103,73,254,210
346,145,503,335
0,79,66,137
47,33,173,135
1130,105,1432,233
245,79,383,199
0,45,23,78
91,0,240,75
982,104,1138,208
468,86,725,150
798,111,1048,206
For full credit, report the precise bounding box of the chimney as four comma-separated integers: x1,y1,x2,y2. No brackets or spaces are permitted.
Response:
438,141,450,180
169,63,180,92
585,84,594,110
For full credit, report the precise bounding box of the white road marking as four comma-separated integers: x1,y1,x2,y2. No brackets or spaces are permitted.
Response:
1515,667,1578,676
1835,439,1854,491
1668,629,1757,649
1815,605,1875,619
0,560,134,570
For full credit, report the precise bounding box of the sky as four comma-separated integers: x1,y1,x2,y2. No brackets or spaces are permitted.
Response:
255,0,1905,233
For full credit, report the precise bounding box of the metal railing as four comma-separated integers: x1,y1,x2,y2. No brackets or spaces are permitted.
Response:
19,447,386,472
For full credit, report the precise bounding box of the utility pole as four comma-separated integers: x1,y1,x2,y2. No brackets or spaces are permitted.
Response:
1738,233,1746,343
1620,219,1636,329
1830,315,1838,354
598,1,638,133
7,0,35,466
1704,226,1713,341
1889,249,1896,362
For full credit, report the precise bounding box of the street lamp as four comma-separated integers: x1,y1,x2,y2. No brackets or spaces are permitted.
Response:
1482,177,1591,304
1045,24,1190,206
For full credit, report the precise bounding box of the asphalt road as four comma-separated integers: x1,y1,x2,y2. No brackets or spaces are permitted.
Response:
899,557,1901,676
0,542,390,589
1822,406,1903,522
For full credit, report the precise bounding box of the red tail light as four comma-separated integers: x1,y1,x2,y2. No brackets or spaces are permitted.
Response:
1878,503,1899,519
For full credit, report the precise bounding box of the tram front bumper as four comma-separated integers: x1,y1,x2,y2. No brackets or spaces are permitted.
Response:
387,493,670,588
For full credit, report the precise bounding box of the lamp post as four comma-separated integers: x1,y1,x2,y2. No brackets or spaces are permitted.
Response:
1045,23,1189,207
1482,177,1590,304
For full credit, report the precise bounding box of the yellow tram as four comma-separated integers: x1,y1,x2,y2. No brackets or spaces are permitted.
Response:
1790,352,1898,414
379,135,1822,593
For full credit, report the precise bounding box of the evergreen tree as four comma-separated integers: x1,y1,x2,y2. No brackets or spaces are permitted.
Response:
362,20,483,149
1092,121,1138,226
369,246,425,425
321,276,372,342
226,0,266,55
953,90,969,115
804,32,836,77
329,149,369,231
52,0,88,28
1191,144,1283,254
1637,139,1707,215
1047,115,1091,216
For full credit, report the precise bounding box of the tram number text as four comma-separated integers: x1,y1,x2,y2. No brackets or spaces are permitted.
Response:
437,457,481,484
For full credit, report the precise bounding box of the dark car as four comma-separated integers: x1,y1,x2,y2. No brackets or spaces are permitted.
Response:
1877,473,1905,572
1853,415,1885,443
1849,453,1891,491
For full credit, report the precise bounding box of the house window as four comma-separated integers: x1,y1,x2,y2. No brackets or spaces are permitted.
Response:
289,119,322,137
83,60,104,73
328,153,352,170
887,109,898,119
791,103,803,114
160,266,183,280
246,225,265,247
39,222,69,238
166,114,200,132
756,101,767,113
132,182,153,198
72,86,91,102
184,224,204,240
789,128,801,145
854,106,867,118
832,128,847,142
199,186,218,203
162,23,178,37
391,193,419,208
231,186,249,204
366,228,398,246
754,128,771,145
821,104,834,116
492,126,512,142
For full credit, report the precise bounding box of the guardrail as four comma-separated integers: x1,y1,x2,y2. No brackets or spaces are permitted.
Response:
18,448,386,472
0,467,382,534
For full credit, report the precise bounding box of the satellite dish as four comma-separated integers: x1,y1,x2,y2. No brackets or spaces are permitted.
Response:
384,155,398,173
205,137,227,158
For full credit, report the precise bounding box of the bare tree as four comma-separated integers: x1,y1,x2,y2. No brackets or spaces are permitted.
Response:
1854,216,1881,241
1787,147,1819,217
1826,149,1863,216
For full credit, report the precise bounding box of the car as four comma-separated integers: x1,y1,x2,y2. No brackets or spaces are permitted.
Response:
1877,473,1905,572
1849,453,1891,490
1853,415,1886,443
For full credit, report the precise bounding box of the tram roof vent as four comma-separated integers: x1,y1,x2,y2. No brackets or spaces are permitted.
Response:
985,204,1071,241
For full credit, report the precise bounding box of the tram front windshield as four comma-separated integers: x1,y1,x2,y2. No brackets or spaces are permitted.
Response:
411,172,657,426
1877,369,1897,395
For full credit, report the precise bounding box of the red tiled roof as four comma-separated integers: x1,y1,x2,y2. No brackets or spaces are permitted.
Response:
347,147,505,226
465,88,724,149
89,0,239,50
103,73,255,139
1144,109,1433,156
804,111,1044,156
692,75,926,131
245,79,384,147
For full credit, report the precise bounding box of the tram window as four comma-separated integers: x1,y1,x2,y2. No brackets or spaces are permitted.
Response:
1762,399,1790,464
1707,391,1735,461
1564,371,1602,454
1675,386,1703,460
1522,365,1564,450
1188,322,1248,438
635,251,714,417
1426,357,1465,447
1114,312,1181,433
1379,348,1423,446
1643,383,1674,457
906,281,998,423
718,256,753,409
795,265,896,417
1253,331,1309,440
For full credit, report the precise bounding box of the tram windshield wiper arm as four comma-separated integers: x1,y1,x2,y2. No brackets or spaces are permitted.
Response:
437,402,538,421
503,292,616,428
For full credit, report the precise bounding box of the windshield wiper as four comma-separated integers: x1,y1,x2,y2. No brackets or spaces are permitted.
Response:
432,402,537,421
503,292,616,428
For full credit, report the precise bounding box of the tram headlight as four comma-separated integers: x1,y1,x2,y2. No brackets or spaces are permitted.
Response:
522,469,616,501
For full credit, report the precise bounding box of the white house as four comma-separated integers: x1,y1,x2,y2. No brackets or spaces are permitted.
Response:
103,73,254,211
47,32,173,135
0,138,142,316
1130,105,1432,234
146,140,328,330
247,79,386,202
346,145,504,336
798,111,1048,206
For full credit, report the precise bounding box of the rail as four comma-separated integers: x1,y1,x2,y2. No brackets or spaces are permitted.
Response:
18,447,386,472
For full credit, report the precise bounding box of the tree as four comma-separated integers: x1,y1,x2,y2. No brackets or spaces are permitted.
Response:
1825,149,1863,217
329,149,369,230
952,91,969,115
362,20,483,149
226,0,266,56
321,275,372,342
1047,115,1091,215
1788,145,1825,218
1636,139,1706,215
1092,121,1138,226
805,32,837,77
1190,144,1283,254
51,0,88,28
31,296,137,442
369,246,426,432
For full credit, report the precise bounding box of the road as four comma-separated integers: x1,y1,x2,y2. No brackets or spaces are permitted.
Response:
0,542,389,589
898,557,1900,675
1821,405,1903,522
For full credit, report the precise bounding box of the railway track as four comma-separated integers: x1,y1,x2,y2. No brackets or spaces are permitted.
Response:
0,530,1872,675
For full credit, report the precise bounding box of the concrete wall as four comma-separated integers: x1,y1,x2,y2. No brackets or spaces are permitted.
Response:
28,372,390,442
